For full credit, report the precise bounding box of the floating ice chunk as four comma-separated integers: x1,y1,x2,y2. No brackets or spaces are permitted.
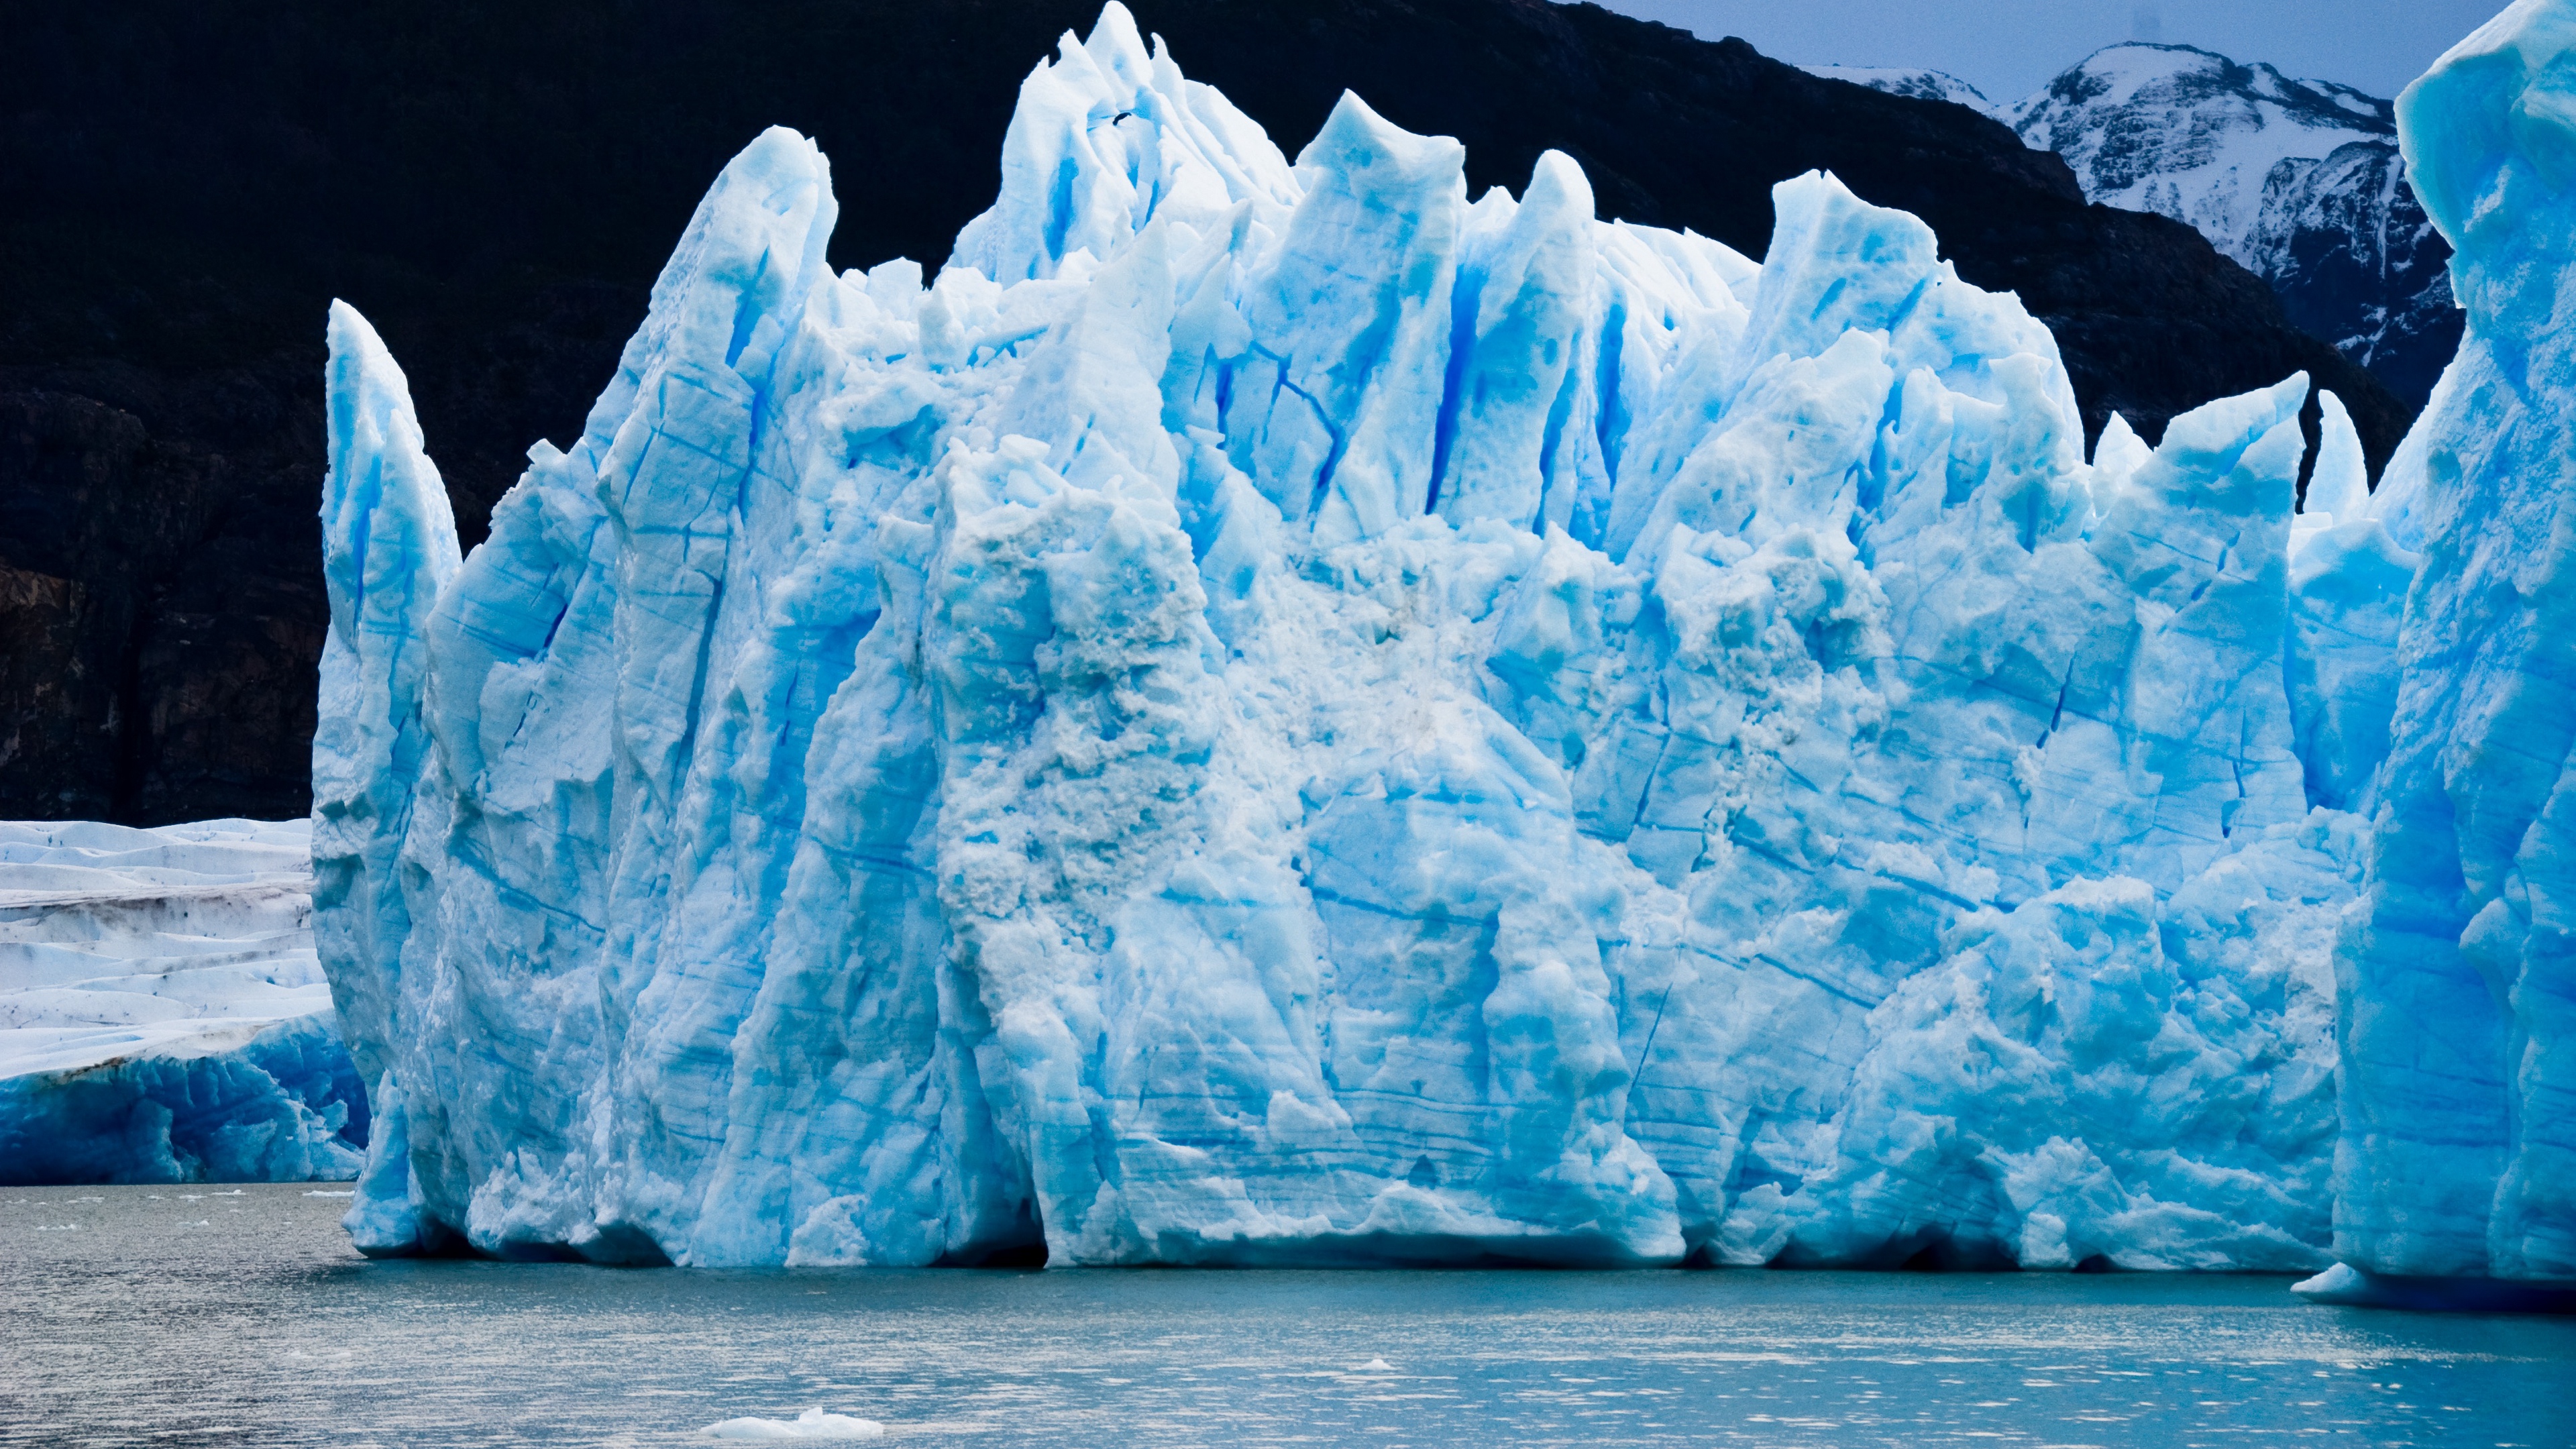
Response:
2291,1263,2370,1302
1356,1358,1395,1373
702,1409,885,1440
2295,1262,2576,1312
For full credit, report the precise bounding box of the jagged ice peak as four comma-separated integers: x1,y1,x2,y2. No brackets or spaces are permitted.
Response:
311,1,2457,1275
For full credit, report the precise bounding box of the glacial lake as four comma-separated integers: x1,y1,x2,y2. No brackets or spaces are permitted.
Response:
5,1185,2571,1448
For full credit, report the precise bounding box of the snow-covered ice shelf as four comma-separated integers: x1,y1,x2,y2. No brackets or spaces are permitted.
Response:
308,0,2569,1284
0,818,366,1185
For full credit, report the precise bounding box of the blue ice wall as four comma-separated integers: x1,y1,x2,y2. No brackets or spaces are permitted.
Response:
312,3,2524,1273
2330,0,2576,1285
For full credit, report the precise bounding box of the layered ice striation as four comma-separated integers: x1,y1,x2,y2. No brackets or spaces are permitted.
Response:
317,3,2434,1269
0,818,366,1185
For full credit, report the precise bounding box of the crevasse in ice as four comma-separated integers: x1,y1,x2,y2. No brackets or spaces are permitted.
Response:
315,3,2427,1269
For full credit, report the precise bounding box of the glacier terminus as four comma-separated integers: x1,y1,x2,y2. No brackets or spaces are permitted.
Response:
311,1,2571,1285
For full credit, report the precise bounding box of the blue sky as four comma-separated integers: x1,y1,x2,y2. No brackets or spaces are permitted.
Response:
1589,0,2510,103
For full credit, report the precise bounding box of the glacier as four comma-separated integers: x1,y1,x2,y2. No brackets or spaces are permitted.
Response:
0,817,366,1185
307,0,2553,1277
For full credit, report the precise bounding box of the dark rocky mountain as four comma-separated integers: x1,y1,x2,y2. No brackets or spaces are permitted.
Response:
2245,138,2461,407
1,0,2413,824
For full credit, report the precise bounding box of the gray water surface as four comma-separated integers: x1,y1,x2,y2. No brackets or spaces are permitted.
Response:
5,1184,2571,1448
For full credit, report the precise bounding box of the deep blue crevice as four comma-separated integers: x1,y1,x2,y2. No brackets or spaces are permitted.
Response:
1425,256,1489,515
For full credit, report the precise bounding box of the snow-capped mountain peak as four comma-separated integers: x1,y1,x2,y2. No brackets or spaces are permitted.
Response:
2008,42,2457,407
2016,42,2392,136
2011,43,2391,267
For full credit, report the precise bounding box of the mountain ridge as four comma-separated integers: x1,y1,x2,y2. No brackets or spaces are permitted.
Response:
1812,41,2463,406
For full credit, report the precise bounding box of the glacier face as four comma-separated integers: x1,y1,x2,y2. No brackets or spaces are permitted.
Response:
0,818,365,1185
2328,0,2576,1286
315,3,2428,1270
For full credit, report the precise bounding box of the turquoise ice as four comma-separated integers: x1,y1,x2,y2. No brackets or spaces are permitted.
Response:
312,3,2508,1272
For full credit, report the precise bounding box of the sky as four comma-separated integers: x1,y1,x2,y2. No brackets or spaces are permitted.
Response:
1589,0,2510,104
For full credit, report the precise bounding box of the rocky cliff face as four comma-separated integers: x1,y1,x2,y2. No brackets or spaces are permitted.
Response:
0,0,2409,824
0,384,322,822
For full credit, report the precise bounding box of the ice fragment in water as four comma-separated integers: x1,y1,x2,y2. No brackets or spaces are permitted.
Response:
702,1409,885,1440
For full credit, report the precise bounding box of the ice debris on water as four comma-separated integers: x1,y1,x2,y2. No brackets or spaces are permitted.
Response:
702,1409,885,1440
305,0,2568,1279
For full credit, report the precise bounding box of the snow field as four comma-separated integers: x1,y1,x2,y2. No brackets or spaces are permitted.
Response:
0,818,365,1184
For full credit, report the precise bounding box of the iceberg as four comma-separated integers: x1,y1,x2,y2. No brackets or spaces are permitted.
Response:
315,3,2441,1270
0,817,366,1185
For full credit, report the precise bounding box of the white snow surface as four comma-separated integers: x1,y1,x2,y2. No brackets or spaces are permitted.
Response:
313,3,2433,1271
0,818,365,1183
0,818,319,1077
